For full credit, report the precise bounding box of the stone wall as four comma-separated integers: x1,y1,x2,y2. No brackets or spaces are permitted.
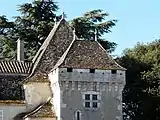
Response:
24,82,52,110
58,68,125,120
0,104,26,120
49,69,60,120
59,68,125,83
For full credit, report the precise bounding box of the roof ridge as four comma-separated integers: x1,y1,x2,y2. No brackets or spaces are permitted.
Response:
27,18,66,79
50,37,76,72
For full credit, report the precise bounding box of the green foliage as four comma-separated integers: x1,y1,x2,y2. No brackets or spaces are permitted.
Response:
0,37,16,60
0,76,24,100
71,9,117,52
0,15,15,35
117,40,160,120
0,1,117,60
0,0,58,60
14,0,58,59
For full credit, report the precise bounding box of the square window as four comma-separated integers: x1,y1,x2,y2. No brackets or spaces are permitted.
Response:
92,102,98,108
85,102,90,108
85,94,90,100
90,69,95,73
92,94,97,100
111,70,117,74
67,68,73,72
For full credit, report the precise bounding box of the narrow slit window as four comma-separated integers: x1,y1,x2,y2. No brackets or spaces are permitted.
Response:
111,70,117,74
77,111,80,120
90,69,95,73
75,110,81,120
67,68,73,72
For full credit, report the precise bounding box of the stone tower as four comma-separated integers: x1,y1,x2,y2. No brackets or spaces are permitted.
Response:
49,41,126,120
0,14,126,119
23,16,126,120
47,20,126,119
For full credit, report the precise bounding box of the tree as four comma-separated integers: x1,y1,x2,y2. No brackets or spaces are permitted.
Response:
117,40,160,120
0,1,117,60
0,15,15,35
71,9,117,52
0,16,16,59
0,0,58,60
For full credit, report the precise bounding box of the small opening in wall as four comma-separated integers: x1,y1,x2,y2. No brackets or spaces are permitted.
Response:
75,110,81,120
92,102,98,108
120,73,122,75
85,94,90,100
92,94,98,100
85,102,90,108
111,70,117,74
90,69,95,73
67,68,73,72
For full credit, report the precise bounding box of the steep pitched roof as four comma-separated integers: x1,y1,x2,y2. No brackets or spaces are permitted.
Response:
0,61,32,75
27,18,75,82
59,40,126,70
13,98,56,120
26,101,56,118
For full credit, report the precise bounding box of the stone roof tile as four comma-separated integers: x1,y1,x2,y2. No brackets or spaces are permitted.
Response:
60,40,125,70
29,102,56,118
0,61,32,74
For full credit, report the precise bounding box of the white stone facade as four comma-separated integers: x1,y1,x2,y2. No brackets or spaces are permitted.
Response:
49,68,125,120
24,82,52,109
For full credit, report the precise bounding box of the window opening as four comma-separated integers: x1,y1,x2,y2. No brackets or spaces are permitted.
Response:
92,94,97,100
84,94,99,108
67,68,73,72
75,110,81,120
85,94,90,100
77,111,80,120
92,102,98,108
85,102,90,108
90,69,95,73
111,70,117,74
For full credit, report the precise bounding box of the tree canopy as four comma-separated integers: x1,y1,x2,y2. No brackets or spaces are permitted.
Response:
0,0,117,60
117,40,160,120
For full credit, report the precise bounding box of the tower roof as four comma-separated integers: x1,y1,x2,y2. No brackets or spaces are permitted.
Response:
28,17,75,78
59,40,126,70
25,100,56,118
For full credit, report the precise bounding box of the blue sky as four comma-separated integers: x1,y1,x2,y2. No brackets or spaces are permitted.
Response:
0,0,160,56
